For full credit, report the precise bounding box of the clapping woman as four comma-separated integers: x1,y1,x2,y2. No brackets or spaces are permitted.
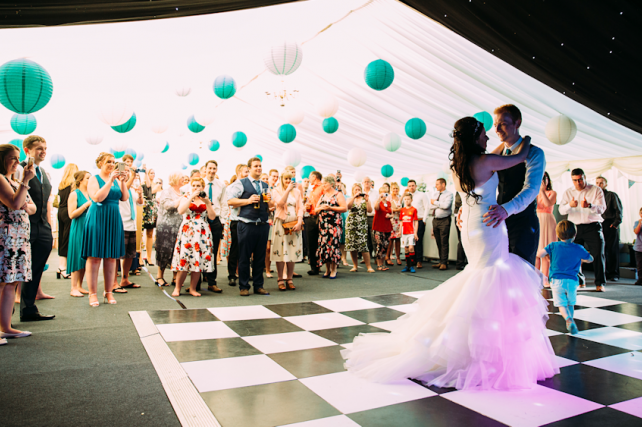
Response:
315,176,347,279
373,187,393,271
67,171,92,297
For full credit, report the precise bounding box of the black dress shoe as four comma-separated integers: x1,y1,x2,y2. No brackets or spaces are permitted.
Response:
20,313,55,322
228,278,237,287
292,272,302,278
307,270,319,276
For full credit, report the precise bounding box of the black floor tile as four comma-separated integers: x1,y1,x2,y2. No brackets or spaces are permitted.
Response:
311,324,389,344
201,380,341,427
546,313,604,333
268,345,347,378
147,308,218,324
616,321,642,333
538,364,642,405
362,293,418,306
601,303,642,317
167,337,262,363
223,318,304,337
548,334,631,362
348,396,506,427
408,378,457,395
546,300,588,314
542,288,553,299
342,307,406,323
542,407,642,427
265,302,333,317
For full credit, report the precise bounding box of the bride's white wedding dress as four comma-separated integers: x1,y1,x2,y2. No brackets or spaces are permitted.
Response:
342,173,559,390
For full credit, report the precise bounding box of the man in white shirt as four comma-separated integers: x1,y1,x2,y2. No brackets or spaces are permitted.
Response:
558,168,607,291
202,160,226,293
406,179,428,268
115,169,144,292
426,178,453,270
362,177,379,257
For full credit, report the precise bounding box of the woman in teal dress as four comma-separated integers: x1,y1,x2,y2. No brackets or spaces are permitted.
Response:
67,170,92,297
82,153,128,307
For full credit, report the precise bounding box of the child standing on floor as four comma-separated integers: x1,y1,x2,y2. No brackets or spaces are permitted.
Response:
400,193,419,273
538,220,593,334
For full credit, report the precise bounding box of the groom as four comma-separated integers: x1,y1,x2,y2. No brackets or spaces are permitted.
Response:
482,104,546,265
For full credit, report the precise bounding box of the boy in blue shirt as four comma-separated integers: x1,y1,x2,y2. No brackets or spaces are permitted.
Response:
537,220,593,334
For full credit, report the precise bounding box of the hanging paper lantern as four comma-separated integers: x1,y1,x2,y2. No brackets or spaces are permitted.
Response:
0,59,53,114
282,149,301,167
301,165,315,179
545,115,577,145
383,132,401,152
405,118,426,140
111,112,136,133
323,117,339,134
208,140,220,151
187,115,205,133
134,159,142,168
264,41,303,76
124,148,137,160
347,148,367,167
10,114,37,135
180,164,187,170
151,121,169,134
137,152,145,162
50,154,66,169
85,133,103,146
162,142,170,153
232,131,247,148
473,111,493,132
256,154,263,162
213,75,237,99
381,164,394,178
98,98,134,126
175,85,191,97
194,110,216,126
278,124,296,143
187,153,199,166
9,139,26,162
354,169,366,183
364,59,394,91
286,109,304,125
110,148,125,159
316,94,339,118
401,177,409,187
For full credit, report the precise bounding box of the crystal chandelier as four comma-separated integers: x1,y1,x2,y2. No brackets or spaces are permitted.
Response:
265,79,299,107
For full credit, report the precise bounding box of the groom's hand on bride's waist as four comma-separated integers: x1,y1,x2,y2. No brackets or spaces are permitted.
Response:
483,205,508,228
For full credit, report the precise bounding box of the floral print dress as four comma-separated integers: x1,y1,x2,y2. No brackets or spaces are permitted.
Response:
345,199,368,253
171,201,215,272
317,192,342,266
390,195,402,239
272,192,303,262
142,184,158,229
0,179,32,283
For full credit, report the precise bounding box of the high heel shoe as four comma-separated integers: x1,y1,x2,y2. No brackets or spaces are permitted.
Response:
144,259,155,267
89,293,99,307
57,268,71,279
103,292,117,305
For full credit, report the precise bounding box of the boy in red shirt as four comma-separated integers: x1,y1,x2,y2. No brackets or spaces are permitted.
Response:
400,193,419,273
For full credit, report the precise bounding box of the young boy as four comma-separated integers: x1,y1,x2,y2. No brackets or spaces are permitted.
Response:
538,220,593,335
400,193,419,273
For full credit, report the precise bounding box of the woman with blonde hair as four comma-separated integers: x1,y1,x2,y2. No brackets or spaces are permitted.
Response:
315,175,347,278
386,182,403,266
67,170,92,297
346,183,375,272
141,168,162,265
57,163,79,279
155,172,184,286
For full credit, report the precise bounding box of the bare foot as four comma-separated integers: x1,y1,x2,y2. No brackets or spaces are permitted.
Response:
14,297,20,304
350,267,358,272
265,272,273,278
2,327,24,335
171,288,181,297
78,287,89,294
36,293,55,300
189,291,201,297
70,290,84,297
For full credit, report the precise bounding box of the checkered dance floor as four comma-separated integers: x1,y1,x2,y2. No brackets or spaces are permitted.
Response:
133,289,642,426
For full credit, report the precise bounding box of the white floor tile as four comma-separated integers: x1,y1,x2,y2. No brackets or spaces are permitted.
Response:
369,320,401,332
575,327,642,350
574,295,624,308
300,371,436,414
208,305,281,321
610,396,642,418
314,297,383,312
555,355,579,368
181,354,296,392
284,312,365,331
401,290,431,299
584,352,642,381
157,321,239,342
243,331,337,354
546,329,563,337
442,384,603,427
341,343,354,350
388,303,418,314
280,415,361,427
573,308,642,326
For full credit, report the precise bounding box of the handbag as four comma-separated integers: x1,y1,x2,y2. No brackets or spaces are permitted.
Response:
282,220,299,235
53,194,59,208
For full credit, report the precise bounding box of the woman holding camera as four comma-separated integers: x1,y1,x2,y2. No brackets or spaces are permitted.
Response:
141,167,162,265
171,177,216,297
315,175,347,279
346,183,375,273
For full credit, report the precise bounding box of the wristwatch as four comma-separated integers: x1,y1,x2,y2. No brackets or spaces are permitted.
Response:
588,203,592,209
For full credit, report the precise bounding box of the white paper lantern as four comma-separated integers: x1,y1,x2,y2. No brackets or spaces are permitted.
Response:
194,110,216,126
175,85,191,97
85,133,103,146
354,169,366,183
264,41,303,76
97,99,134,126
151,122,169,134
316,94,339,118
285,109,304,125
140,135,168,154
382,133,401,152
347,148,367,167
112,140,128,152
282,149,301,167
545,115,577,145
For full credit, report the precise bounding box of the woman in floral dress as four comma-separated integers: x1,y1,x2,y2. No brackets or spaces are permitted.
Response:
171,178,216,297
315,176,347,279
346,183,375,273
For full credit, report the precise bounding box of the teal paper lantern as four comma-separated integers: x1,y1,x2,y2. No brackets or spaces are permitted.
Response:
301,165,315,179
187,115,205,133
232,131,247,148
364,59,394,91
208,140,220,151
256,154,263,162
134,159,142,168
381,164,394,178
137,152,145,161
162,142,170,153
10,114,37,135
278,124,296,143
187,153,199,166
110,147,125,159
0,58,53,114
111,112,137,133
473,111,493,131
181,164,187,170
401,177,409,187
51,154,66,169
124,148,137,160
9,139,26,162
323,117,339,134
213,75,237,99
405,118,426,139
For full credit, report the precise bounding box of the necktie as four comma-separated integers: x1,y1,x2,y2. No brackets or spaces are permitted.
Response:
129,189,135,220
208,182,213,200
254,180,261,195
36,166,42,182
505,148,512,156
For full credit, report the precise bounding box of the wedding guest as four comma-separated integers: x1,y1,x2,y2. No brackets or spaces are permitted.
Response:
301,176,310,261
454,193,467,270
180,169,200,194
400,192,419,272
373,187,393,271
558,168,607,291
141,167,162,265
67,171,92,297
536,172,558,281
406,179,428,268
265,169,279,278
154,172,184,287
346,183,375,272
202,160,226,293
386,182,402,266
220,175,236,267
271,171,304,290
362,177,379,257
596,176,623,281
427,178,453,270
0,144,36,339
227,163,249,287
304,171,324,275
56,163,78,279
315,175,346,278
338,182,350,267
633,208,642,286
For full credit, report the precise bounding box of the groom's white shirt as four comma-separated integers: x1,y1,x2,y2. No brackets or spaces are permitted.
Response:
500,137,546,217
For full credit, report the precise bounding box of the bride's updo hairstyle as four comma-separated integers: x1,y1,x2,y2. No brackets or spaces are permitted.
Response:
449,117,484,204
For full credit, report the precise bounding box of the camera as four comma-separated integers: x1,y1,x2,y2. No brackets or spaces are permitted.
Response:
117,162,126,172
336,170,341,182
198,191,207,198
133,168,146,173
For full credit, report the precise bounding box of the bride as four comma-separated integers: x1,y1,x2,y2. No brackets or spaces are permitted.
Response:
342,117,559,390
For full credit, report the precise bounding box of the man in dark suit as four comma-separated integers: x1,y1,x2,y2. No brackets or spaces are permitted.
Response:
20,135,55,321
596,176,623,281
202,160,225,293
